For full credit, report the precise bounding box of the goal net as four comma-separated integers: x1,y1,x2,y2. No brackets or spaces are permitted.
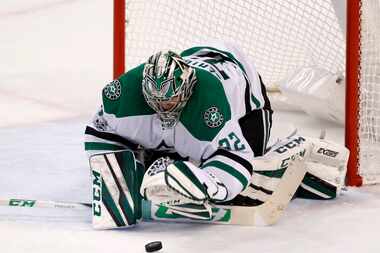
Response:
114,0,380,186
348,0,380,185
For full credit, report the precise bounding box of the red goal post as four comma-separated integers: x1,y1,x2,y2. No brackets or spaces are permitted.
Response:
346,0,380,186
113,0,380,186
113,0,125,79
346,0,361,186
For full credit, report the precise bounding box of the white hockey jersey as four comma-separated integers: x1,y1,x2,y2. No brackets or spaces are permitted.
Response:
85,43,267,200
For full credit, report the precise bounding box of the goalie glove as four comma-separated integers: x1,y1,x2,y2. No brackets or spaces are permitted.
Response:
139,157,186,205
140,157,228,203
140,157,228,220
165,160,228,203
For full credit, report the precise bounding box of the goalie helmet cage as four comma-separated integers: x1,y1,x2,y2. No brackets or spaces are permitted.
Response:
113,0,380,186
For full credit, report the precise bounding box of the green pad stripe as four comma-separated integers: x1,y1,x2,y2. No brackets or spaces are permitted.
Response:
103,154,135,225
202,160,248,188
302,172,337,199
101,181,126,227
254,168,286,178
116,151,142,220
85,142,125,151
171,161,207,198
165,170,203,201
134,162,144,220
117,192,136,225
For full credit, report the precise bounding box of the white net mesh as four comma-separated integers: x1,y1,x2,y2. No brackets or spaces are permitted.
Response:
124,0,345,87
123,0,380,184
358,0,380,184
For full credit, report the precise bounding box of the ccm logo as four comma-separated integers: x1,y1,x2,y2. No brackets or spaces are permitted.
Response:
92,170,102,216
317,148,338,157
274,136,306,154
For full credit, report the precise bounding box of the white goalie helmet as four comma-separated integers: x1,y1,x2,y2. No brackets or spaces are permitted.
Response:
142,51,197,129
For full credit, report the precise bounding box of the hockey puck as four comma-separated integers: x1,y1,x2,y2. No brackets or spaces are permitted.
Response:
145,241,162,252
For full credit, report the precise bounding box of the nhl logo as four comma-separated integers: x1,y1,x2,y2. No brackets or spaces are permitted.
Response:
204,106,224,128
103,80,121,100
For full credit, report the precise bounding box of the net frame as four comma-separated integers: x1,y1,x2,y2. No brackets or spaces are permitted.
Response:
346,0,380,186
113,0,380,186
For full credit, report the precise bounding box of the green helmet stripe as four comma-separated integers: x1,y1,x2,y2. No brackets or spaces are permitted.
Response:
142,51,197,129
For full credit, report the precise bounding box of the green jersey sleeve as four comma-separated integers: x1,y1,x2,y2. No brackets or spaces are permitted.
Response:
102,64,154,117
180,68,231,142
85,64,154,155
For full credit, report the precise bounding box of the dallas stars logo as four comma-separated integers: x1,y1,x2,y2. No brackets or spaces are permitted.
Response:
103,80,121,100
204,106,224,128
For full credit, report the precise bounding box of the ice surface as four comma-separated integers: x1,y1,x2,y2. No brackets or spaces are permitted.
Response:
1,1,379,253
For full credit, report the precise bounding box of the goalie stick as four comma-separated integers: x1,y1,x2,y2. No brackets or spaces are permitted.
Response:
145,156,307,226
0,198,91,210
0,157,306,226
237,156,307,225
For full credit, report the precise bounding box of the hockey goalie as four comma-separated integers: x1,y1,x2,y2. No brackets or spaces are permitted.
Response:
84,42,349,229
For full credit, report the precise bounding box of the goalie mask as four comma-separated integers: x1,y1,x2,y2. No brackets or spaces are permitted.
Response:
142,51,197,129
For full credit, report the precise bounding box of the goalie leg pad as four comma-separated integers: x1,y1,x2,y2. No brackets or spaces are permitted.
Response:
235,134,311,205
297,137,349,199
90,150,143,229
297,170,340,200
238,134,349,204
